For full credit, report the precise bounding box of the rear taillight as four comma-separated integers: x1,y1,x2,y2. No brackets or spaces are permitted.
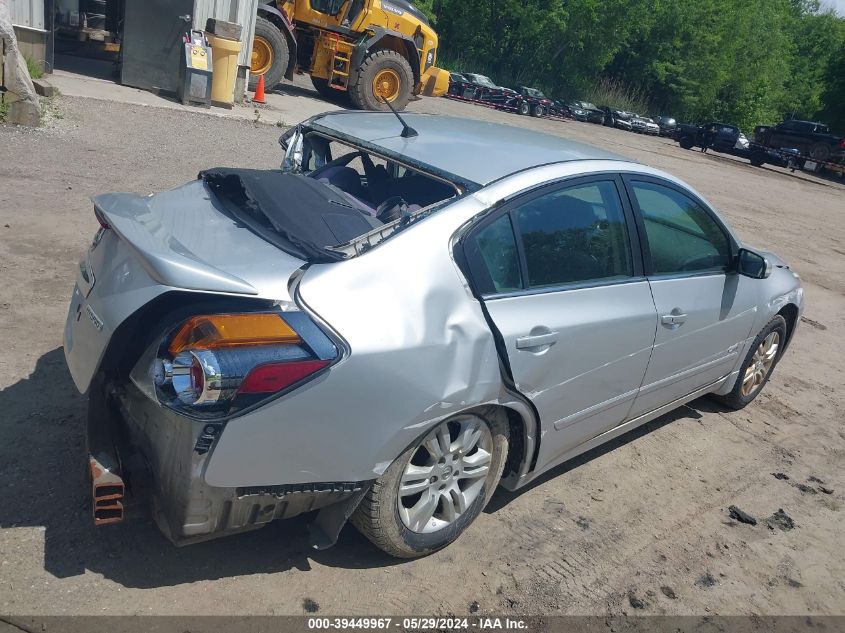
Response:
839,138,845,150
135,310,337,419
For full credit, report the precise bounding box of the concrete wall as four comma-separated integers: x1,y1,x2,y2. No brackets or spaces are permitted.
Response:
11,24,45,67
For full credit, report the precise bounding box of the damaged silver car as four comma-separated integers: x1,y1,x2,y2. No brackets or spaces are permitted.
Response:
64,110,803,558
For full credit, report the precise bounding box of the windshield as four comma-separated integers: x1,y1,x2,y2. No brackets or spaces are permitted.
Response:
523,87,545,98
467,74,496,88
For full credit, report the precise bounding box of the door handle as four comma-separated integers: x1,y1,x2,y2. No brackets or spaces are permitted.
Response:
178,14,192,22
661,312,688,326
516,331,559,349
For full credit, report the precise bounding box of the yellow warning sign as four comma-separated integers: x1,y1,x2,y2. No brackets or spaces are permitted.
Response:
190,45,208,70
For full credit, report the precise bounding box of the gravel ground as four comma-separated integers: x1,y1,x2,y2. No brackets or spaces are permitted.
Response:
1,90,844,617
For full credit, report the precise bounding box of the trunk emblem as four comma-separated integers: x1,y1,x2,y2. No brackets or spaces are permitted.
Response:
86,304,104,332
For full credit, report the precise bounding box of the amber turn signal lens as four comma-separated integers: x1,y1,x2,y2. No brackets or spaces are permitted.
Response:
168,314,300,354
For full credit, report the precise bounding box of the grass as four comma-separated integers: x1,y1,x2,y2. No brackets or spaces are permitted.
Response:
581,77,650,115
25,55,44,80
0,98,8,123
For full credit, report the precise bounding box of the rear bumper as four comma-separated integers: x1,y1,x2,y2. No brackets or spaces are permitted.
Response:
87,376,366,545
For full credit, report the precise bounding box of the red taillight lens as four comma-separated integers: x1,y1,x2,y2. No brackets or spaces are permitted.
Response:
839,138,845,150
238,360,330,394
150,311,337,418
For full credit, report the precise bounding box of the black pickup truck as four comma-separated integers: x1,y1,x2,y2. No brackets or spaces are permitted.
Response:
754,120,845,163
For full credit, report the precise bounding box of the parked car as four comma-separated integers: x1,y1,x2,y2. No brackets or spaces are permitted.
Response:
602,107,633,131
511,86,553,117
632,116,660,135
735,133,750,150
461,72,514,102
677,122,741,153
447,72,470,96
753,119,845,163
654,115,679,137
570,100,604,124
64,111,803,558
549,100,573,118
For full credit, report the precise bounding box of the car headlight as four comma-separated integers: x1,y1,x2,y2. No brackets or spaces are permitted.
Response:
131,311,338,419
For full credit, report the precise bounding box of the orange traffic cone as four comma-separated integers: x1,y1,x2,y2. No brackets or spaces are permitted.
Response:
253,74,266,104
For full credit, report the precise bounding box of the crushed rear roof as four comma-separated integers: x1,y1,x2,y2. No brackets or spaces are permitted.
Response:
306,111,629,188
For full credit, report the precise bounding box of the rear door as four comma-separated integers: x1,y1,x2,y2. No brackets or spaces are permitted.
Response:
461,176,658,468
624,176,759,417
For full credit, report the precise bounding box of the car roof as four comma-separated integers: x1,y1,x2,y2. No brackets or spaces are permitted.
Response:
306,111,627,189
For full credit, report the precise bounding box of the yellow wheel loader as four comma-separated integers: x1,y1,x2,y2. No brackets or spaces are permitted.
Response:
250,0,449,111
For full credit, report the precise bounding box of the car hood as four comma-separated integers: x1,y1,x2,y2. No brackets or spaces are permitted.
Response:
93,179,308,300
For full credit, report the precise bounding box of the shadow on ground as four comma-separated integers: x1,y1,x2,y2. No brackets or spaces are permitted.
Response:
0,347,718,588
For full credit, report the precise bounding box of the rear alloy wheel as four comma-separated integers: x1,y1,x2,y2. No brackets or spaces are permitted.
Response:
679,135,695,150
517,101,530,116
249,16,289,91
351,410,509,558
713,315,787,410
349,50,414,111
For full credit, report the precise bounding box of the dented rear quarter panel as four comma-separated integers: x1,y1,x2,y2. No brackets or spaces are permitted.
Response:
202,194,509,487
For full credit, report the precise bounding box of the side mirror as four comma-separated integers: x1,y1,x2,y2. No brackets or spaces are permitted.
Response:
737,248,772,279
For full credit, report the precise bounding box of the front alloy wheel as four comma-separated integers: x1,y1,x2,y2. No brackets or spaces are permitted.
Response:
351,410,509,558
740,331,780,397
713,314,787,410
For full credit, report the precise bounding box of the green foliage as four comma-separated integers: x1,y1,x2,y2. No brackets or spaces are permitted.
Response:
0,98,8,123
428,0,845,131
25,55,44,80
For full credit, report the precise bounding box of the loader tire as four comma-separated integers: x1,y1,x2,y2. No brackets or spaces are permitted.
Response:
311,76,350,103
349,50,414,112
248,16,289,91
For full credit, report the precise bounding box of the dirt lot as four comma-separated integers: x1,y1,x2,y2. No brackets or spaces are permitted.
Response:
1,85,844,618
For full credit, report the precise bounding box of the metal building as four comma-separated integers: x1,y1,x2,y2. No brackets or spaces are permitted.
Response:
9,0,257,97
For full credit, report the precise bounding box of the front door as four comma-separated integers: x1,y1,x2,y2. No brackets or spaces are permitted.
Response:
461,176,658,470
625,177,759,417
121,0,194,93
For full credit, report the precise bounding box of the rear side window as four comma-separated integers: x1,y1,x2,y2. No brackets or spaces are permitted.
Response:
514,181,633,288
631,182,731,275
465,214,523,294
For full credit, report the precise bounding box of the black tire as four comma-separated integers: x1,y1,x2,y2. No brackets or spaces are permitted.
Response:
311,76,350,103
809,142,831,162
531,104,545,117
517,101,530,116
712,315,787,411
351,408,509,558
679,135,695,150
248,16,289,91
349,50,413,111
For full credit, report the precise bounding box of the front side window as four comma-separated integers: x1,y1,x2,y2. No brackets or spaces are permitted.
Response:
631,181,731,275
514,181,633,288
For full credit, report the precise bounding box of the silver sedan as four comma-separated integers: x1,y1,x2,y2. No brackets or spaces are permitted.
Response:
63,111,803,557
